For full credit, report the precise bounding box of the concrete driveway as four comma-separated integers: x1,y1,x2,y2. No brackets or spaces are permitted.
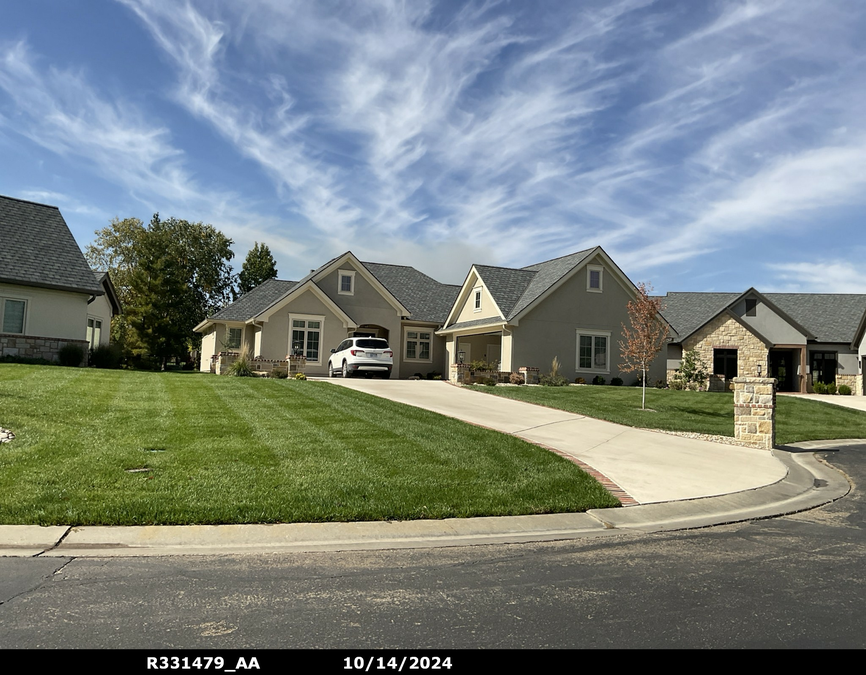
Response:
779,393,866,413
326,379,787,505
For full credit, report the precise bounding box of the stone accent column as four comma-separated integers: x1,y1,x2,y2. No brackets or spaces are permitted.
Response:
450,363,470,384
732,377,777,450
518,366,539,384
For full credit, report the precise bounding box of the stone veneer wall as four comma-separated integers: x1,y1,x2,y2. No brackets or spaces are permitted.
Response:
0,334,89,365
682,315,769,388
836,373,859,394
732,377,776,450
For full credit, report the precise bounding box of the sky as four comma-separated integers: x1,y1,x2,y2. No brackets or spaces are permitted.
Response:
1,0,865,293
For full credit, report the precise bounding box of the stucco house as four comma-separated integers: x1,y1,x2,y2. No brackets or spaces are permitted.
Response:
195,251,461,378
0,195,121,363
662,289,866,395
197,246,669,384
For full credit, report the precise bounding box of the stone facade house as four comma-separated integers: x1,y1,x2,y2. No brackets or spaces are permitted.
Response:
0,195,120,363
662,289,866,395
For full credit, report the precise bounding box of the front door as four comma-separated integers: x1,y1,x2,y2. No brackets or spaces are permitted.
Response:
769,350,794,392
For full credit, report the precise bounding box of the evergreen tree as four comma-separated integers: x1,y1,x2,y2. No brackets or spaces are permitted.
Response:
238,242,278,294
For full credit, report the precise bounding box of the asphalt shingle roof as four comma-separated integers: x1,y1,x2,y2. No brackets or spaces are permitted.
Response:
508,248,596,319
661,291,866,344
209,278,299,322
362,262,460,324
472,266,536,317
0,195,103,295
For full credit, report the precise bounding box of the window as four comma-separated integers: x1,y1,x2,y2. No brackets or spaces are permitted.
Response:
576,330,610,371
474,288,482,312
405,329,432,361
226,327,242,349
338,270,355,295
713,349,738,380
290,315,323,362
1,298,26,334
86,318,102,349
587,265,603,293
811,351,837,385
745,299,757,316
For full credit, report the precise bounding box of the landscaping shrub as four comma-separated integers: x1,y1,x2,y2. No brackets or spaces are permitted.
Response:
269,369,289,379
90,344,122,369
813,381,827,394
827,382,837,395
426,371,442,380
481,377,497,386
540,356,569,386
670,349,709,391
655,379,667,389
591,375,606,385
509,373,525,385
294,372,307,380
611,377,623,386
575,377,586,384
227,352,255,377
839,384,852,396
668,379,684,390
58,343,84,367
1,354,54,366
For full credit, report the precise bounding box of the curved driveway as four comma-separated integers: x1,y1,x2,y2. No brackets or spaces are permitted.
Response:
327,379,787,505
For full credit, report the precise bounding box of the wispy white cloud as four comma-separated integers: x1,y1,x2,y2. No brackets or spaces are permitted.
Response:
766,260,866,293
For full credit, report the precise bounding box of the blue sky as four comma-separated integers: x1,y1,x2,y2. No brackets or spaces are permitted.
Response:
1,0,865,293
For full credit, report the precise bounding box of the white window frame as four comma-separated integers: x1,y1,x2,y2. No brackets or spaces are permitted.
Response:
587,265,604,293
404,327,433,363
338,270,356,296
86,316,103,350
576,329,611,373
474,287,482,313
289,313,325,364
1,297,27,335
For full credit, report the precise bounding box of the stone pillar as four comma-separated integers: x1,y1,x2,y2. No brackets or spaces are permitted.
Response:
732,377,777,450
450,363,470,384
519,367,539,384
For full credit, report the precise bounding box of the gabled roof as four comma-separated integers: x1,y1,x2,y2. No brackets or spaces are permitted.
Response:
209,278,299,322
362,262,460,324
510,248,596,319
472,265,536,318
662,291,866,344
93,271,122,315
0,194,103,295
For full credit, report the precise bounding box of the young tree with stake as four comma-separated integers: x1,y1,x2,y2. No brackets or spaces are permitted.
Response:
619,282,668,410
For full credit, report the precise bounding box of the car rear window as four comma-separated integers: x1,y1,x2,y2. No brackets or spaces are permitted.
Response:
355,339,389,348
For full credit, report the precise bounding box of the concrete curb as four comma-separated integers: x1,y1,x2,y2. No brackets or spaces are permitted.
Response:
0,441,852,558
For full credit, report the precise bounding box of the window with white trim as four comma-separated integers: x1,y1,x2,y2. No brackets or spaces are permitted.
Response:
338,270,355,295
289,315,323,362
1,298,26,334
474,288,482,312
226,327,242,349
576,329,610,372
587,265,603,293
86,318,103,350
405,328,432,362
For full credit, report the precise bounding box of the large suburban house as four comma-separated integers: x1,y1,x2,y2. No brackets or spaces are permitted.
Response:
0,195,120,363
196,246,670,385
662,289,866,395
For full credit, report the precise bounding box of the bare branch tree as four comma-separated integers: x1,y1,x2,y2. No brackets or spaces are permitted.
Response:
619,282,668,410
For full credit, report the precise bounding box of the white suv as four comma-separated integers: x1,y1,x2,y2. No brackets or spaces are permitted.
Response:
328,337,393,378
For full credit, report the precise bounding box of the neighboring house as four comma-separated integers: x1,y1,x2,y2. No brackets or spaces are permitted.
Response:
438,247,667,384
197,246,668,384
662,289,866,395
0,195,120,363
195,251,460,378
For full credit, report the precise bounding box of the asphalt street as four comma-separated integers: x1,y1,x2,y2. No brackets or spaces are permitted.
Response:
1,445,863,650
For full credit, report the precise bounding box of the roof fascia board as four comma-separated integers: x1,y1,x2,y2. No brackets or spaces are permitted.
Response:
471,267,507,320
315,252,410,317
254,281,358,328
436,321,508,336
0,277,103,296
851,309,866,350
676,307,774,347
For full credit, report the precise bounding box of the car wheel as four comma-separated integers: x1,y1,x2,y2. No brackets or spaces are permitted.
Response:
328,361,335,378
342,361,350,378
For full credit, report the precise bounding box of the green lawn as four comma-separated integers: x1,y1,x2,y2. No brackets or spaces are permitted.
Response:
469,384,866,445
0,365,618,526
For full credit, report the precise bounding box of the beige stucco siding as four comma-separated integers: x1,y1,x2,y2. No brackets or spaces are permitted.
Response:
454,273,502,324
0,282,90,341
87,292,114,348
730,297,807,345
509,257,665,383
398,323,447,378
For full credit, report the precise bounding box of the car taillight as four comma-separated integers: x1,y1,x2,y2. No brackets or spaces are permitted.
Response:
351,349,365,356
384,350,393,357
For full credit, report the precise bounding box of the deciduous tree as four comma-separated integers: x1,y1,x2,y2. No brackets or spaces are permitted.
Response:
619,282,668,410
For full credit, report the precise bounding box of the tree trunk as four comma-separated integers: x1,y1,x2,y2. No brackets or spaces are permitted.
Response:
641,366,646,410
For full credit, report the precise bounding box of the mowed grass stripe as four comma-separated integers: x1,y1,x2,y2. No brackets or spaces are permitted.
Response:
0,365,618,525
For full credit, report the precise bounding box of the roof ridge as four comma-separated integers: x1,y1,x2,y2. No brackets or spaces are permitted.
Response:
473,263,536,273
0,194,61,210
519,246,596,270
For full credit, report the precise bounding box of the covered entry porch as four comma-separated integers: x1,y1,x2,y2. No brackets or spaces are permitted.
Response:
768,346,807,393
